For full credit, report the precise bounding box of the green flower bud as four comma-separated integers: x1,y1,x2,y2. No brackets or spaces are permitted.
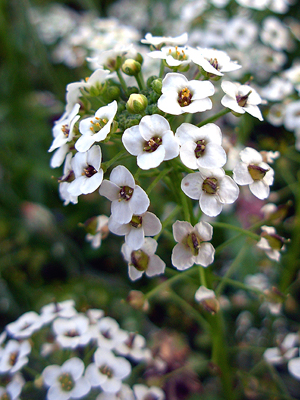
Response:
150,78,163,95
126,94,148,114
122,59,142,76
135,52,144,65
106,86,121,101
126,86,139,96
130,249,149,271
147,75,159,87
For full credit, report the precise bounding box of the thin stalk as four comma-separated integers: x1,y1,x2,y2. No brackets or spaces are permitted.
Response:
199,265,207,287
146,166,173,195
197,108,231,128
116,69,128,93
103,150,127,170
135,71,146,91
159,60,165,78
211,222,260,241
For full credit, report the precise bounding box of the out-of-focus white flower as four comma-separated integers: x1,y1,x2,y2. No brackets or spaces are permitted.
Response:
266,103,286,127
133,384,165,400
68,145,104,197
99,165,150,224
171,220,215,270
194,47,241,78
40,300,77,321
48,103,80,153
158,72,214,115
195,285,220,314
115,332,152,362
226,17,258,49
86,348,131,393
256,225,287,262
109,211,161,250
96,383,135,400
264,333,298,365
233,147,274,200
75,101,117,152
96,317,128,350
0,340,31,374
121,238,166,281
221,80,263,121
85,215,109,249
52,315,92,349
58,153,78,206
235,0,270,10
0,373,25,400
122,114,179,170
260,16,292,51
283,63,300,94
141,32,188,47
175,123,226,169
6,311,45,339
260,150,280,164
260,76,293,101
42,357,90,400
181,168,239,217
284,100,300,131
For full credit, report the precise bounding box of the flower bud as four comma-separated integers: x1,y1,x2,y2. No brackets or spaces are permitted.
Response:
127,290,149,311
151,78,163,95
106,86,121,101
122,59,141,76
126,94,148,114
195,286,219,314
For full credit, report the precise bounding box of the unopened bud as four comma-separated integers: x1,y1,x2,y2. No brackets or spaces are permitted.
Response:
106,86,121,101
127,290,149,311
151,78,163,95
126,94,148,114
195,286,219,314
122,59,141,76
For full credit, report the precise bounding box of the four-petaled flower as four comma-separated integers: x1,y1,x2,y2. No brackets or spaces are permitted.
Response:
171,221,215,270
158,72,215,115
122,114,179,170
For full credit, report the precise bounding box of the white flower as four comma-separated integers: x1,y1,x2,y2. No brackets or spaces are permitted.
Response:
122,114,179,170
0,340,31,374
195,285,219,314
133,384,165,400
264,333,298,365
86,215,109,249
194,47,241,78
96,317,128,350
40,299,77,321
115,332,152,362
42,357,90,400
68,145,104,196
52,314,92,349
225,17,258,50
260,16,292,51
284,100,300,131
0,373,25,400
48,103,80,153
5,311,44,339
171,221,215,270
175,123,226,169
99,165,150,224
221,80,263,121
85,348,131,393
256,225,286,262
121,237,166,281
96,384,134,400
109,211,161,250
147,45,192,69
75,101,117,152
181,168,239,217
157,73,215,115
233,147,274,200
141,32,188,46
58,153,78,206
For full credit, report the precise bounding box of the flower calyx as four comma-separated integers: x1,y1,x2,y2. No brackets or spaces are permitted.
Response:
248,164,269,181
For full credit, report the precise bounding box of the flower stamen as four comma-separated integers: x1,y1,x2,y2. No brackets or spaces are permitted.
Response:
178,87,192,107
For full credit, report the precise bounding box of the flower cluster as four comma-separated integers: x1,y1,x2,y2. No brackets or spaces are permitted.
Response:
0,300,164,400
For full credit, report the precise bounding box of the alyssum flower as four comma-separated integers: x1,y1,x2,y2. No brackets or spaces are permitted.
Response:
181,168,239,217
157,72,215,115
122,114,179,170
171,220,215,270
99,165,149,224
175,122,226,169
233,147,274,200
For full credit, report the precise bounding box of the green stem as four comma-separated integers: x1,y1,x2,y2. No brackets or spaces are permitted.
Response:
103,150,127,170
146,166,173,195
215,243,249,297
159,60,165,78
197,108,231,128
154,204,181,241
116,69,128,93
135,71,146,91
211,222,260,241
199,266,207,287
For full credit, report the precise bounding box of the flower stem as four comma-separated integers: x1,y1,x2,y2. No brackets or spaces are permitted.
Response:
116,69,128,93
103,150,127,170
197,108,231,128
146,166,173,195
211,221,261,241
159,60,165,78
135,71,146,91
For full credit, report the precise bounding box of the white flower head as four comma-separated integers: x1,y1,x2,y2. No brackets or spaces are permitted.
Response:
96,317,128,350
171,220,215,270
96,384,134,400
0,373,25,400
121,237,166,281
0,340,31,374
288,356,300,380
181,168,239,217
58,152,78,206
233,147,274,200
52,314,92,349
147,46,192,69
85,215,109,249
122,114,179,170
68,145,104,197
256,225,287,262
284,100,300,131
115,332,152,362
264,333,299,366
158,73,215,115
42,357,91,400
109,211,161,250
5,311,44,339
48,103,80,153
221,80,263,121
86,348,131,393
40,299,77,321
141,32,188,47
99,165,150,224
133,384,165,400
194,47,242,78
175,123,226,169
75,101,117,153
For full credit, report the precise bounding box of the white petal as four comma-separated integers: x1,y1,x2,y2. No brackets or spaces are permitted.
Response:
47,384,69,400
81,171,104,194
137,146,165,170
71,377,91,398
218,176,239,204
181,172,202,200
195,242,215,267
288,357,300,380
172,220,193,243
110,165,135,187
171,243,194,270
240,147,262,164
221,95,244,114
194,221,213,242
122,126,144,156
139,114,171,140
249,180,270,199
111,200,133,224
198,142,226,169
75,134,95,153
128,265,144,281
99,180,120,201
126,227,145,250
233,162,253,185
68,176,86,196
200,192,223,217
129,186,150,215
62,357,84,380
108,218,130,236
142,212,162,236
146,255,166,277
180,141,198,169
87,145,101,170
244,104,263,121
162,131,179,160
42,365,61,386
